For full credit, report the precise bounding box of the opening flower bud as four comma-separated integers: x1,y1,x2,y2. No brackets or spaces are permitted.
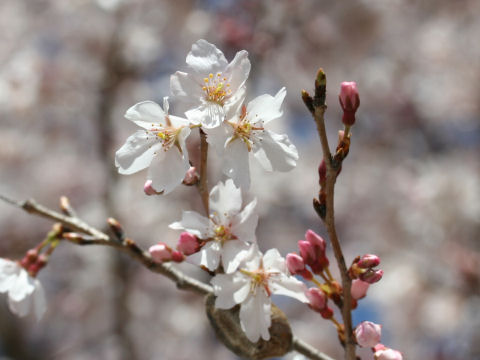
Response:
355,321,382,348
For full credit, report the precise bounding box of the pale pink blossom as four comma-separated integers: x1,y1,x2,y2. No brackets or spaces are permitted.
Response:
211,246,308,342
171,39,250,128
115,98,192,195
170,179,258,273
205,88,298,189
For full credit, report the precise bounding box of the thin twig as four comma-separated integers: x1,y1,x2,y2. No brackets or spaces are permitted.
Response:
292,337,336,360
1,194,336,359
197,129,210,214
0,194,211,295
313,106,355,359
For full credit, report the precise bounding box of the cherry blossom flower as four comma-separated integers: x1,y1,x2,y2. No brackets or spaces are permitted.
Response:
211,246,308,342
115,98,192,195
169,179,258,273
170,39,250,128
205,87,298,188
0,259,46,320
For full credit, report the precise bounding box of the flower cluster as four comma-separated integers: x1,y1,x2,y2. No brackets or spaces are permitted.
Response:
116,39,298,192
117,40,305,342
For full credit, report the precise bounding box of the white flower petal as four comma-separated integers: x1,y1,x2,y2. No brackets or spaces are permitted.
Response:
33,280,46,320
212,272,250,309
170,71,203,103
186,102,225,129
270,274,309,303
8,290,31,317
253,130,298,172
0,259,20,293
221,240,252,274
224,85,246,120
169,114,193,128
124,101,166,128
8,269,35,302
187,241,221,271
186,39,228,74
204,122,232,156
231,199,258,244
224,50,250,91
169,211,211,238
148,142,190,194
247,87,286,124
115,130,162,175
223,138,251,189
209,179,242,222
262,248,286,273
239,290,271,342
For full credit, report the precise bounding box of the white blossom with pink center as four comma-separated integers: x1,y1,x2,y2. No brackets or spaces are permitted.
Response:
205,87,298,189
170,39,250,129
211,246,308,342
169,179,257,274
115,98,192,195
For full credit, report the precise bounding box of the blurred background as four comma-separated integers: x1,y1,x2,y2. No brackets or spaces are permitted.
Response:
0,0,479,359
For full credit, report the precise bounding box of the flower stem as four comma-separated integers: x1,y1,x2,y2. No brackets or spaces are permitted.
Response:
312,101,355,359
198,129,210,215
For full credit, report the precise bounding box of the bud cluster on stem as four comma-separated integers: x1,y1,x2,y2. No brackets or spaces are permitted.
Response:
349,254,384,284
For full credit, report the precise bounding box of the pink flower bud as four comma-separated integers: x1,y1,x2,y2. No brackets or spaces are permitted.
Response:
373,344,387,352
305,288,327,312
144,180,161,196
351,279,370,300
27,254,48,277
374,346,403,360
149,243,172,263
339,81,360,126
298,240,315,265
320,306,333,319
357,254,381,268
305,230,326,253
360,269,384,284
286,253,306,274
355,321,382,347
176,232,199,256
20,249,39,269
171,251,185,263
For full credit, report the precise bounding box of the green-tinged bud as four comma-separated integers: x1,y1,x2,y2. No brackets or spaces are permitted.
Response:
314,68,327,107
313,198,326,219
107,217,124,240
301,90,314,114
